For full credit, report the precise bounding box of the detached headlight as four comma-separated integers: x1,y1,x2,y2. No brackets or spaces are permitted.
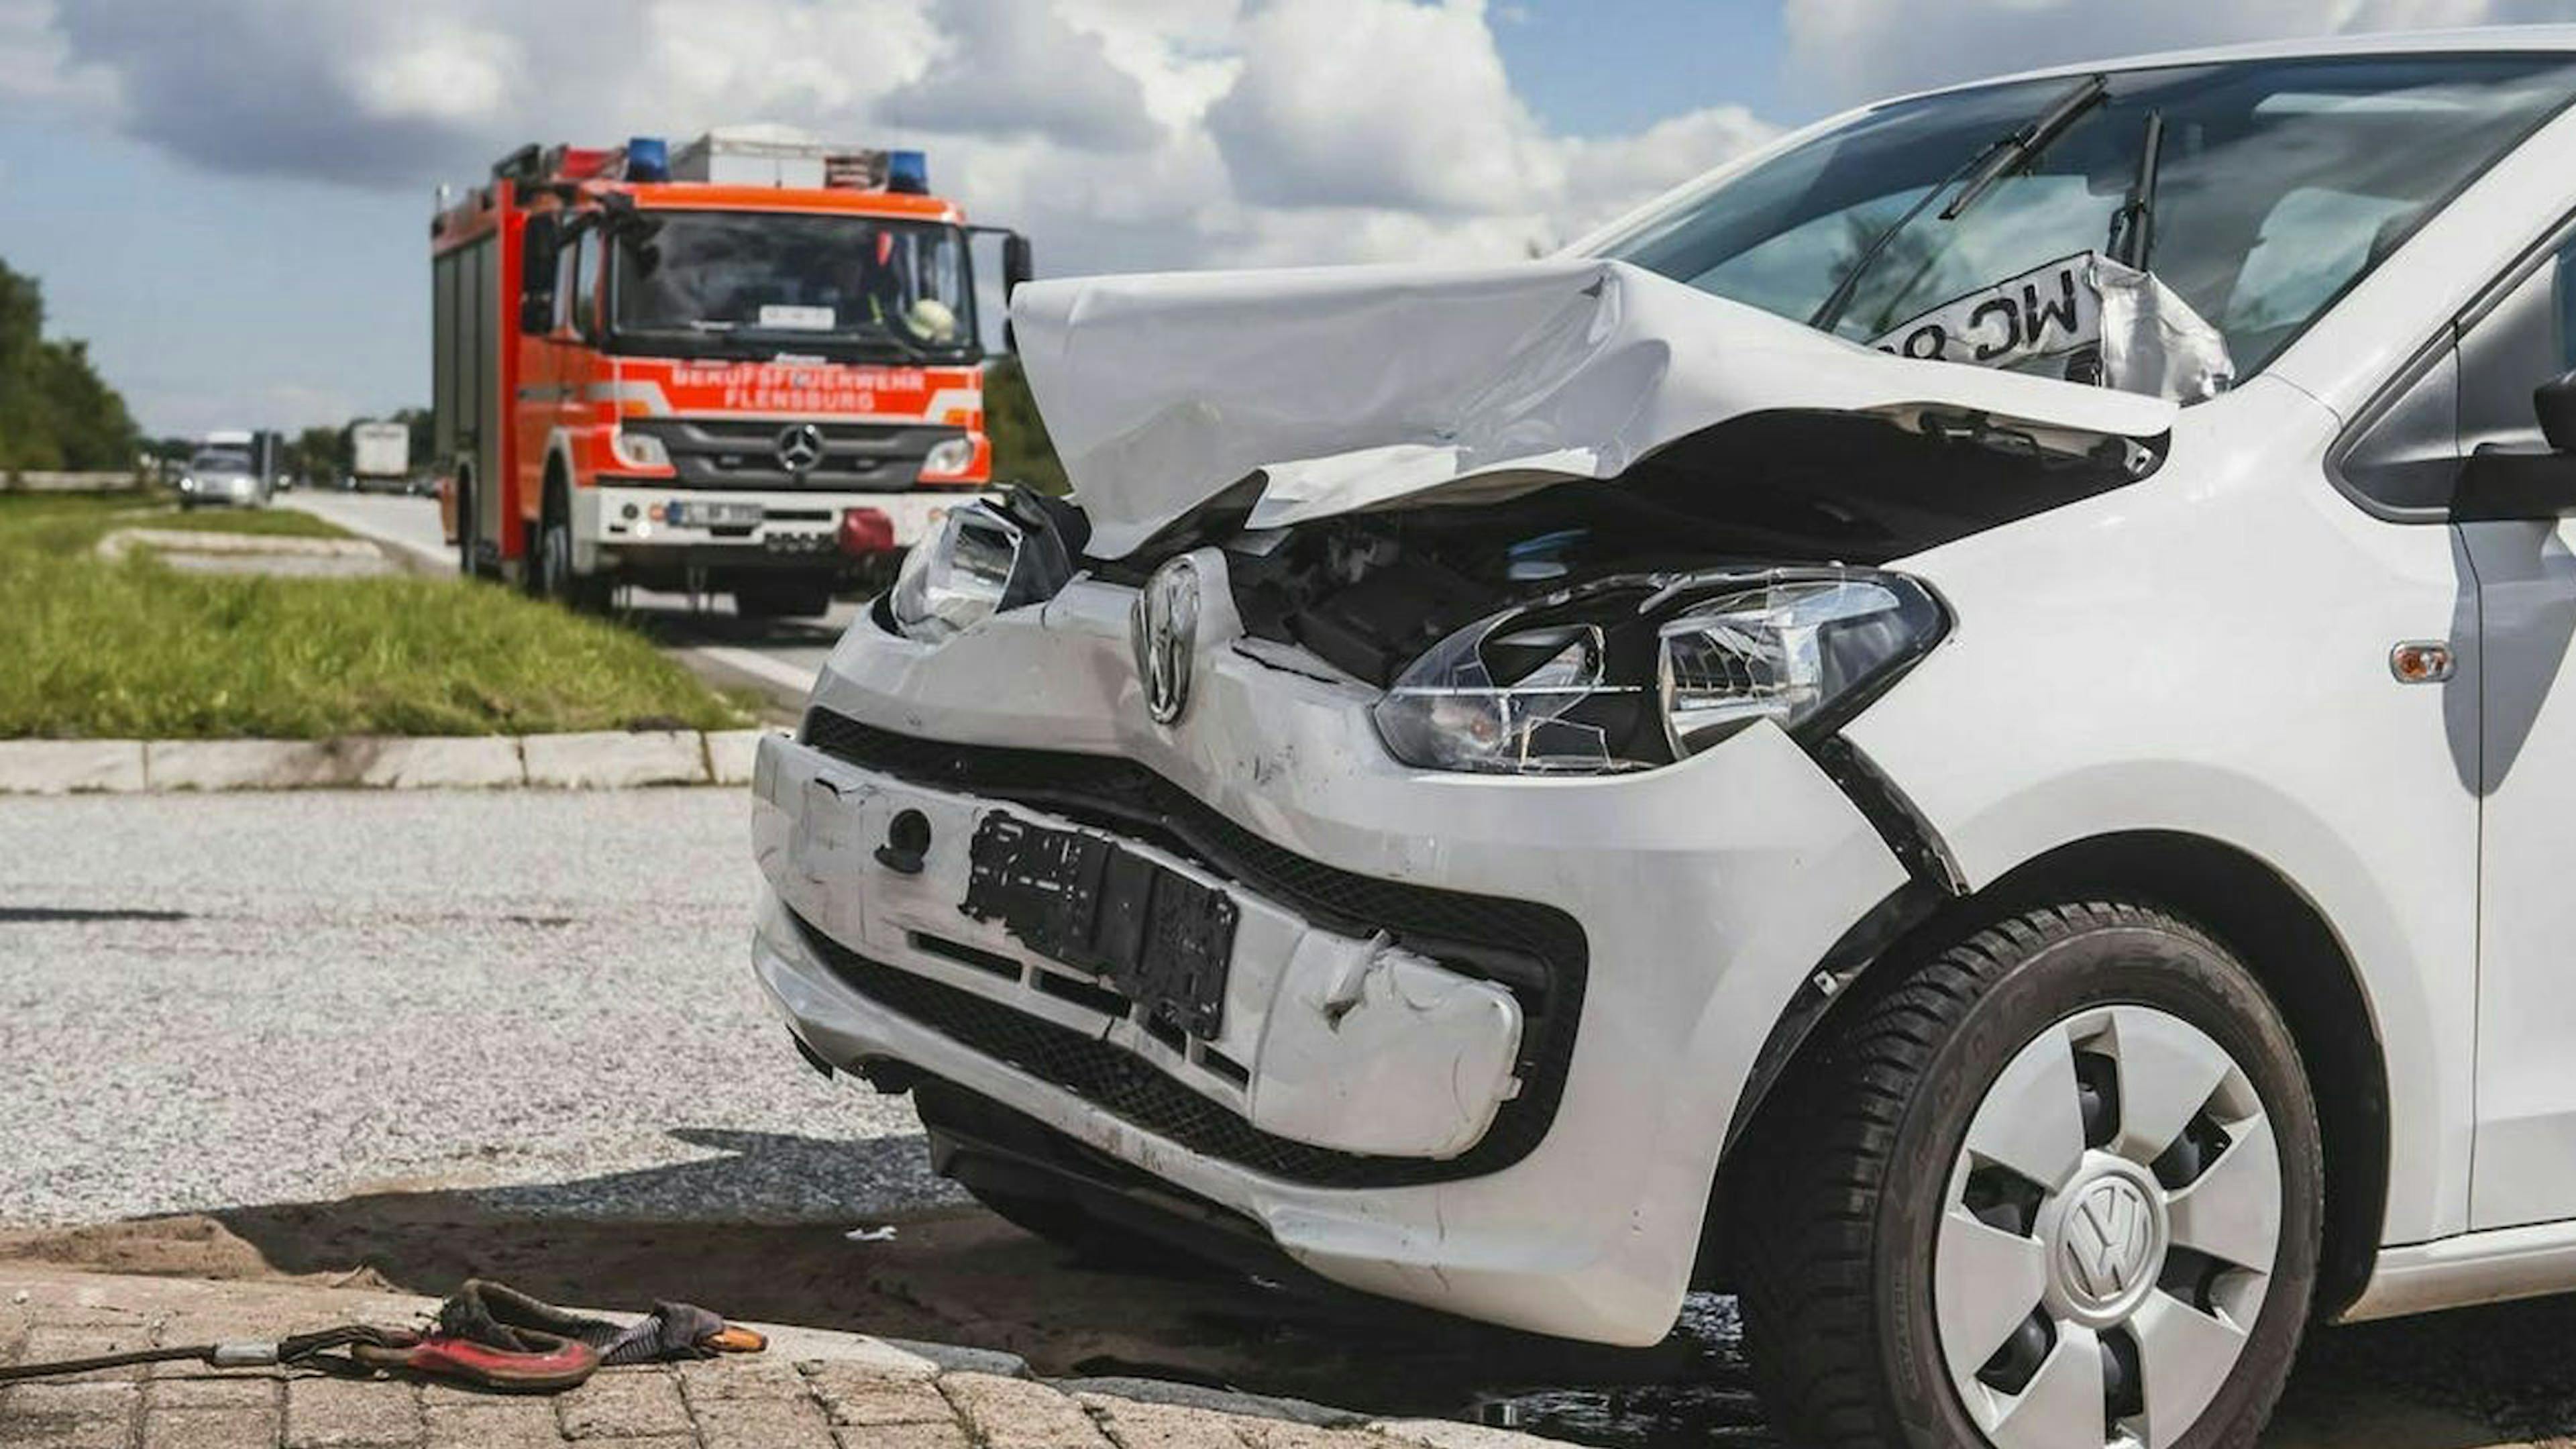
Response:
1372,570,1944,775
610,431,669,470
888,503,1028,642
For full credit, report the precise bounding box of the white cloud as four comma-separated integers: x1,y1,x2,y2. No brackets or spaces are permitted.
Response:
3,0,1778,274
0,0,113,119
1210,0,1552,213
1782,0,2576,107
0,0,1788,429
883,0,1163,150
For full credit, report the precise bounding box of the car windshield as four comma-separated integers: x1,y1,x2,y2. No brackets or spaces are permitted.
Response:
613,211,975,362
190,450,252,474
1598,53,2576,396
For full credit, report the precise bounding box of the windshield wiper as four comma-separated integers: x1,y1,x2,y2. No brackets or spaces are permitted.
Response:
2104,109,2165,270
1811,71,2110,335
1940,72,2109,221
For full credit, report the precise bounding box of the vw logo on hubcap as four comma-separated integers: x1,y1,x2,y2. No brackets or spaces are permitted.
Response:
2062,1177,2155,1303
775,423,826,473
1130,556,1200,724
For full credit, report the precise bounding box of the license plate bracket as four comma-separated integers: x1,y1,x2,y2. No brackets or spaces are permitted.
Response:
959,812,1236,1038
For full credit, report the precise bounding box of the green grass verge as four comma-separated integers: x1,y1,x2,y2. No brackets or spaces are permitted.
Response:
0,493,751,739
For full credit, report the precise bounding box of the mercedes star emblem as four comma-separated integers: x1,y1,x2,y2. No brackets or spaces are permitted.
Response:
775,423,826,473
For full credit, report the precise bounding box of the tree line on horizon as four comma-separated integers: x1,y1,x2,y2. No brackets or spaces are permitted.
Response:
0,257,142,475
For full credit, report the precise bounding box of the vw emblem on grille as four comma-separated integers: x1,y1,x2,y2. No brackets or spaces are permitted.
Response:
775,423,826,473
1130,555,1200,725
2063,1177,2155,1303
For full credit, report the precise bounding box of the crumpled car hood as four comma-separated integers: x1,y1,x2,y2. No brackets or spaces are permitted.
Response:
1009,257,2179,560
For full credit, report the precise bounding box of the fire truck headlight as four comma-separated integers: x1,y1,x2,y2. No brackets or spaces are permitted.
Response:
920,437,976,479
610,431,670,471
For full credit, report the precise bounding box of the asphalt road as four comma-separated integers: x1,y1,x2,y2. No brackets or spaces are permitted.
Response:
0,788,949,1227
282,491,852,710
7,787,2575,1445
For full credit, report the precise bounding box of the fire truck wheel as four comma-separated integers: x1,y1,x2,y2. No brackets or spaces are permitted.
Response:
455,474,480,579
533,477,611,612
734,581,835,620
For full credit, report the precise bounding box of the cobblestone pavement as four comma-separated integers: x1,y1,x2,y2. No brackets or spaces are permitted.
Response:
0,1269,1558,1449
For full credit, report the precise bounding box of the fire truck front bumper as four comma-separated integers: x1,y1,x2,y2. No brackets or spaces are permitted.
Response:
575,483,995,574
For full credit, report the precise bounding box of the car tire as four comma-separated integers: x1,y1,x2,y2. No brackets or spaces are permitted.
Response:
1735,901,2323,1449
456,475,480,580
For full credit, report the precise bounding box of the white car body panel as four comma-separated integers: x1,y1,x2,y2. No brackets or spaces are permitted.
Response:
757,551,1909,1343
753,29,2576,1344
1012,258,2173,559
1844,376,2480,1246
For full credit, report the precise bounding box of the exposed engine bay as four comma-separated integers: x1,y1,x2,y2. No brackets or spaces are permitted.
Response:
1169,408,2155,691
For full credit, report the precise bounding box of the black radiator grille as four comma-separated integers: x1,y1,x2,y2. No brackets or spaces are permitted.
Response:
621,417,961,491
798,706,1589,1185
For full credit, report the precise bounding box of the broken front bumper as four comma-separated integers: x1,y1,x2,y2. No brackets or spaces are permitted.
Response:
574,484,991,572
750,585,1913,1344
753,733,1529,1163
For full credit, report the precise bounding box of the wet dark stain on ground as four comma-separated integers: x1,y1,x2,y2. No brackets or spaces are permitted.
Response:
6,1144,2575,1446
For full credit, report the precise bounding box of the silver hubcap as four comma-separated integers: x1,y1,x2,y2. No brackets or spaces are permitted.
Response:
1935,1006,2281,1449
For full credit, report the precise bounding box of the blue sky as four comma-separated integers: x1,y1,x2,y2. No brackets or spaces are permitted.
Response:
0,0,2563,438
1493,1,1792,133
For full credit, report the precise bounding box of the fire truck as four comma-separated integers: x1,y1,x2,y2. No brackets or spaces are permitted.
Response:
430,129,1030,615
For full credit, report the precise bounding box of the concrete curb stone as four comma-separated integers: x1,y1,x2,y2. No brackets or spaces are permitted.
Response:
98,528,387,561
0,731,771,794
0,740,146,794
352,735,526,789
146,736,530,792
523,730,707,789
704,729,769,786
1055,1378,1362,1429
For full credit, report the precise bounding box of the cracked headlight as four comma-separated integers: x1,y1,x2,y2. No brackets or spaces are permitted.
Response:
889,504,1024,643
1371,570,1945,775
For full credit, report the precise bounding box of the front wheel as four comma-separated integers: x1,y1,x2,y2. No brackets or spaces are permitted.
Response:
1737,902,2323,1449
531,483,611,613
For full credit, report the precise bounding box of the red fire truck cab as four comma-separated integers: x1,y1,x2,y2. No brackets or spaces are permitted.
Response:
430,131,1030,616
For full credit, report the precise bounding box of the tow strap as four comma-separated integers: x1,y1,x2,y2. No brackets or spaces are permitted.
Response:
0,1279,766,1393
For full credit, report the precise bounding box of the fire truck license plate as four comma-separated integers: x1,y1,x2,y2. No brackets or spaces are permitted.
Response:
670,500,763,528
957,812,1236,1038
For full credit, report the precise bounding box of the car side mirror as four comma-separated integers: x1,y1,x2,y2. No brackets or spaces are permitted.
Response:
1002,233,1034,301
2455,371,2576,520
519,214,559,334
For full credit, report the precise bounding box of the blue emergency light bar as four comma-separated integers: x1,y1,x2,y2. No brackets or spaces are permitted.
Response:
888,150,929,194
626,137,670,183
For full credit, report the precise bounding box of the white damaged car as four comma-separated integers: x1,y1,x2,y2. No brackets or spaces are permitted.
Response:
755,32,2576,1448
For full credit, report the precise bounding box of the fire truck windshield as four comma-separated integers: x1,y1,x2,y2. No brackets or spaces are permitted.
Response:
611,211,976,362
